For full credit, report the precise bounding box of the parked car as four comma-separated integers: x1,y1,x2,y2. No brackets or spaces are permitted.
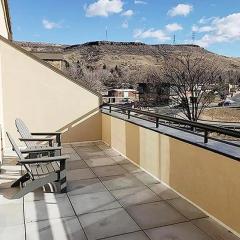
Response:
218,99,235,106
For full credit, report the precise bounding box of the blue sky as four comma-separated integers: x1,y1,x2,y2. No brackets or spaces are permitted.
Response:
9,0,240,57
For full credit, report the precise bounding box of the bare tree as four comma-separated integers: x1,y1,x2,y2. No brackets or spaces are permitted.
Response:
136,67,169,108
224,70,240,97
226,70,240,85
68,62,107,92
162,52,221,121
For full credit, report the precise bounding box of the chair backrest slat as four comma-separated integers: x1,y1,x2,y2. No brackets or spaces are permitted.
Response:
15,118,36,147
6,132,24,160
6,132,32,175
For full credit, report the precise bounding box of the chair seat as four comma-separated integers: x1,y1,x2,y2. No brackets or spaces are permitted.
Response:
29,162,60,179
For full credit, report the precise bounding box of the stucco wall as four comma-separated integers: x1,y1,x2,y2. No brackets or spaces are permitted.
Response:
102,113,240,236
0,0,11,39
0,0,10,164
0,54,2,164
0,37,102,152
0,124,2,165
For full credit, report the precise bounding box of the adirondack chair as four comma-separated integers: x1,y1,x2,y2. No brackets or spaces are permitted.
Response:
15,118,61,148
6,132,69,199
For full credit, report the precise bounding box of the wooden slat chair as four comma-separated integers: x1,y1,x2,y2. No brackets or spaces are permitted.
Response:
15,118,61,148
15,118,62,157
6,132,69,199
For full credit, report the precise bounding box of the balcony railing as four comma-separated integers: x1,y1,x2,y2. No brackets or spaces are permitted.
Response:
101,103,240,148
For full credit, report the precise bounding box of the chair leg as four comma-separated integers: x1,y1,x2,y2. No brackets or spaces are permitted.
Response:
12,172,59,199
11,173,30,187
56,160,66,193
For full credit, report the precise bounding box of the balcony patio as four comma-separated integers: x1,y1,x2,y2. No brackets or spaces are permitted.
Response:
0,141,238,240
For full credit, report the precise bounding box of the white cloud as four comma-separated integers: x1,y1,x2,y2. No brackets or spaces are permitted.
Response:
85,0,123,17
198,16,216,25
192,25,198,32
166,23,183,32
122,10,134,17
122,20,129,28
42,19,61,29
194,13,240,47
134,0,147,4
133,28,170,42
192,25,213,33
168,4,193,17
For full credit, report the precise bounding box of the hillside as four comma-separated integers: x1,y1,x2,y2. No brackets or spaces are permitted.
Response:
15,41,240,90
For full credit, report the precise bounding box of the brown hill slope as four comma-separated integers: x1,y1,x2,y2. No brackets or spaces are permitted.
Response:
15,41,240,90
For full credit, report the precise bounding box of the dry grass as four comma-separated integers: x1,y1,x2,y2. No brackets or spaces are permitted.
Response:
201,108,240,122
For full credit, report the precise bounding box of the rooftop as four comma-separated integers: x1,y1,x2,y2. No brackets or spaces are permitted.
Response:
1,1,240,239
0,142,238,240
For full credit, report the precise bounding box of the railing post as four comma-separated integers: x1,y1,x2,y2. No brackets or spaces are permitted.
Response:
109,105,112,113
127,110,131,119
156,117,159,128
204,130,208,143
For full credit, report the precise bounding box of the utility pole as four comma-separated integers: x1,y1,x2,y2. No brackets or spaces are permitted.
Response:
105,26,108,41
192,31,196,44
173,34,176,44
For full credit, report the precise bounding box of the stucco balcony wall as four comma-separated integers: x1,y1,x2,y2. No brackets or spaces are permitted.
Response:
102,112,240,236
0,36,102,153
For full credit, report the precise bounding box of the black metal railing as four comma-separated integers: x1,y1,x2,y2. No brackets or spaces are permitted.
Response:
101,103,240,146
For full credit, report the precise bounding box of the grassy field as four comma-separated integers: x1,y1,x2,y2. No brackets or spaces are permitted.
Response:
201,107,240,122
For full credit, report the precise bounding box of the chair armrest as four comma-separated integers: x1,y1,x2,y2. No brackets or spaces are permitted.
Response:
19,137,54,146
20,155,69,164
19,138,53,141
31,132,61,136
21,146,62,154
31,132,61,146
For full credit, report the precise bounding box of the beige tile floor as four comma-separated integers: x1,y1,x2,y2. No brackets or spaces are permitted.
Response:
0,141,239,240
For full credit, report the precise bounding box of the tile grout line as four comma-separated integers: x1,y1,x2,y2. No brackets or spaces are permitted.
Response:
23,196,27,240
4,144,237,240
69,143,120,240
96,230,148,240
68,143,219,240
128,167,220,240
71,145,150,238
107,151,203,228
188,218,220,240
101,145,221,240
54,145,90,239
81,144,152,240
71,143,188,239
91,178,152,240
142,181,218,239
66,192,89,240
95,144,217,239
131,174,217,239
140,218,207,236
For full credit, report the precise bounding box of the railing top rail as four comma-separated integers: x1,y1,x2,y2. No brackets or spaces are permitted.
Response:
101,103,240,139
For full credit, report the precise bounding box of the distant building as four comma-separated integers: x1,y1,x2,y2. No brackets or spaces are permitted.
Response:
137,82,170,107
32,52,68,71
103,89,139,104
